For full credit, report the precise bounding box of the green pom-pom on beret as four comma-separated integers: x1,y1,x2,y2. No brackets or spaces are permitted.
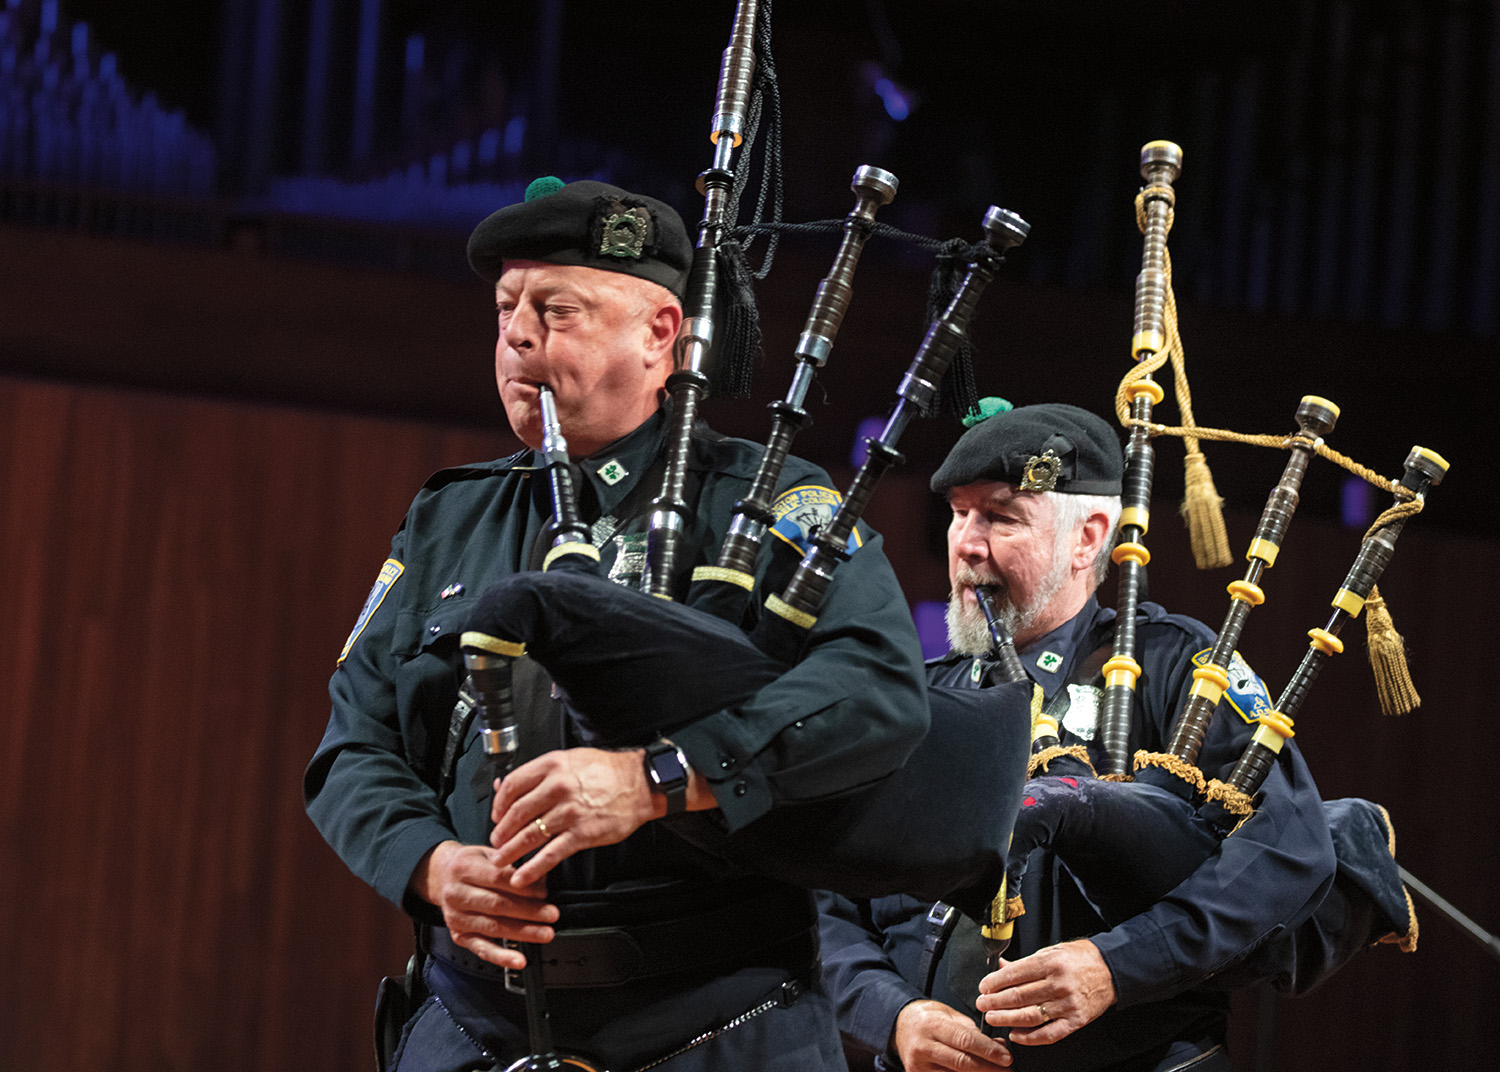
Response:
961,396,1014,428
524,175,566,202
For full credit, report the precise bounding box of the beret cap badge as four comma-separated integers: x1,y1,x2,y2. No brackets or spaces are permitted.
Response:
1019,449,1062,492
598,201,651,260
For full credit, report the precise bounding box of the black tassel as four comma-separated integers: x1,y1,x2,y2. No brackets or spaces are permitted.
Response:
710,237,761,399
925,239,980,419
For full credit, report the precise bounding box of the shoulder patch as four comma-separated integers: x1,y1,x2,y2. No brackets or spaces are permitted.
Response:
339,559,403,664
770,485,862,556
1191,648,1273,723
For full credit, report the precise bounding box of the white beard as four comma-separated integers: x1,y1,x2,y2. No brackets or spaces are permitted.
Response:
945,542,1073,656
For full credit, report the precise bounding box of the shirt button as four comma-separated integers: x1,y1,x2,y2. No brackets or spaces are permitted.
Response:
720,755,734,770
733,781,748,797
429,624,441,635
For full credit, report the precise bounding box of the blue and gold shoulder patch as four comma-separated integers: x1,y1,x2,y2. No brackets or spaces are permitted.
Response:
1191,648,1273,723
770,485,862,556
339,559,403,664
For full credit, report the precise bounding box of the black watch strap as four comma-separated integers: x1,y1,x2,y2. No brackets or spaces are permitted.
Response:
644,738,689,814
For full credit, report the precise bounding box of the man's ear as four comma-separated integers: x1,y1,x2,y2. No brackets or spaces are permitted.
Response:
1074,510,1112,572
643,300,683,372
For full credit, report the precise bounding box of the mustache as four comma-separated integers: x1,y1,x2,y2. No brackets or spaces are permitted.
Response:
952,566,1003,594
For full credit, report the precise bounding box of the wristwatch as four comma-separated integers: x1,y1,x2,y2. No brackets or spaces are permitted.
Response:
643,738,690,815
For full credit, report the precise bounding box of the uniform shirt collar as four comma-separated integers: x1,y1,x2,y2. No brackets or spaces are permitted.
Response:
530,404,669,521
1011,594,1110,703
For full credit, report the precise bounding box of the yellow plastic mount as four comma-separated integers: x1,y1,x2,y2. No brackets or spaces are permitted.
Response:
1119,507,1150,535
458,631,526,659
1252,710,1296,752
542,542,600,571
1410,446,1450,474
1124,377,1166,403
1300,394,1341,418
766,594,818,631
1112,541,1151,567
1032,714,1060,743
690,565,755,591
1245,537,1281,568
1331,587,1367,617
1102,655,1142,689
1308,628,1344,656
1189,662,1230,706
1227,580,1265,606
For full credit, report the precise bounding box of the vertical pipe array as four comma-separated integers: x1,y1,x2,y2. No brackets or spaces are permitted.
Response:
1097,140,1182,777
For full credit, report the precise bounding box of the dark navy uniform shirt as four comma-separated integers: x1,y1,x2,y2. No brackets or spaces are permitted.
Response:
303,407,928,1066
819,595,1335,1072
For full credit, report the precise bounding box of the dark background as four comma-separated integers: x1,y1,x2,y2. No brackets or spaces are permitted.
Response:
1,1,1496,1069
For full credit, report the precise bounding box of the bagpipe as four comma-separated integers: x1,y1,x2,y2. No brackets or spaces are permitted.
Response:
992,140,1439,998
461,0,1036,943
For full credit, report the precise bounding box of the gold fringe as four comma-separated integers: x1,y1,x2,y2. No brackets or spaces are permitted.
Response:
1133,750,1207,794
1028,745,1096,779
1098,772,1135,783
1374,803,1419,953
1180,449,1233,569
1004,894,1027,923
1201,778,1255,818
1365,584,1420,715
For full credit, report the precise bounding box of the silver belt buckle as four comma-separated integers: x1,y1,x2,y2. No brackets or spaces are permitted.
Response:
502,941,526,995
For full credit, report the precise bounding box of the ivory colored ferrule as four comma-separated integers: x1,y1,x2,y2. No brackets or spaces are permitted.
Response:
1250,722,1288,754
1308,628,1344,656
459,631,526,658
1245,537,1281,568
1189,663,1230,706
691,565,755,590
1124,378,1166,403
766,594,818,631
1119,507,1150,534
1227,580,1265,606
1131,332,1166,362
1102,655,1142,689
542,542,600,571
1331,587,1367,617
1112,541,1151,567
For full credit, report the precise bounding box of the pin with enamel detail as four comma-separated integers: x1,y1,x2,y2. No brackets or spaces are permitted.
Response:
1020,449,1062,492
339,559,403,664
597,459,628,485
1036,650,1063,673
971,659,984,683
607,531,648,587
440,583,465,599
1191,647,1274,723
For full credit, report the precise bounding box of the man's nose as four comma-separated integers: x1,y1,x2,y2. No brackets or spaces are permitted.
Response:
503,305,538,351
950,515,988,560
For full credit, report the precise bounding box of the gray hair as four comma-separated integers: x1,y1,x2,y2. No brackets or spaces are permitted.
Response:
1048,492,1122,590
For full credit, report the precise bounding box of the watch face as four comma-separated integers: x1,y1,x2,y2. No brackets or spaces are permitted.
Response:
648,747,686,786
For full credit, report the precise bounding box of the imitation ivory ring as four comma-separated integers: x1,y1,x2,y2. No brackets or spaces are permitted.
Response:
534,817,550,839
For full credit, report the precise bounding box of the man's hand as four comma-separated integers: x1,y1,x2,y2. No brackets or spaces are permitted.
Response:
975,940,1116,1046
488,747,658,886
893,999,1012,1071
409,840,558,970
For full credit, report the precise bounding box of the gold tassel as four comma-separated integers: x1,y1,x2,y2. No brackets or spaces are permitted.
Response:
1365,584,1420,715
1180,449,1233,569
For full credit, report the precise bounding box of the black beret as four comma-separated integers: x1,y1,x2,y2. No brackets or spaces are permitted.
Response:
467,177,693,300
930,402,1124,496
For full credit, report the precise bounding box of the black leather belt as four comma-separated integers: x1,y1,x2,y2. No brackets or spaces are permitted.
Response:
424,890,818,989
